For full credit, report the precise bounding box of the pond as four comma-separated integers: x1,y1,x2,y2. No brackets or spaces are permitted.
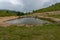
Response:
5,18,50,25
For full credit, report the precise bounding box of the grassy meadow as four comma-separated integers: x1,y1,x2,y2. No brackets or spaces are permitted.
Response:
0,24,60,40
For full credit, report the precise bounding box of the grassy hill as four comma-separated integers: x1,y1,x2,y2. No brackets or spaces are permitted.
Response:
0,10,17,17
33,3,60,13
0,10,25,17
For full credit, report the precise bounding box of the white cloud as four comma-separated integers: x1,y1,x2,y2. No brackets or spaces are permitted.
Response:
9,0,24,6
42,0,50,2
0,0,60,12
0,0,24,6
22,0,51,11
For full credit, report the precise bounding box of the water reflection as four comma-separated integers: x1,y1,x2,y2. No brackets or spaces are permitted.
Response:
6,18,50,25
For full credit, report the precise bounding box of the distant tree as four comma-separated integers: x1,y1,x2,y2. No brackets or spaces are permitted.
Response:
6,11,9,13
17,12,20,16
17,12,25,18
32,10,35,13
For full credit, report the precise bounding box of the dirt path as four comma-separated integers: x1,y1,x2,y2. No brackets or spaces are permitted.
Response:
0,16,18,22
0,16,19,27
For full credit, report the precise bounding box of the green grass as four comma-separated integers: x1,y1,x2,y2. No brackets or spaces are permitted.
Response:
0,24,60,40
0,10,25,17
0,10,17,17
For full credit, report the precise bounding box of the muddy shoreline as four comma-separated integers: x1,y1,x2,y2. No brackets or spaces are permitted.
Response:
0,16,60,27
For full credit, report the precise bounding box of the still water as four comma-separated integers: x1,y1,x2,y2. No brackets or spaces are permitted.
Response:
5,18,50,25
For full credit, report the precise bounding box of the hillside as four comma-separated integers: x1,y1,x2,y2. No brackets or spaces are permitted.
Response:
33,3,60,13
0,10,25,17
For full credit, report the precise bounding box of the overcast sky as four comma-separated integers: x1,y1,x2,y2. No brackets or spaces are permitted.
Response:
0,0,60,12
